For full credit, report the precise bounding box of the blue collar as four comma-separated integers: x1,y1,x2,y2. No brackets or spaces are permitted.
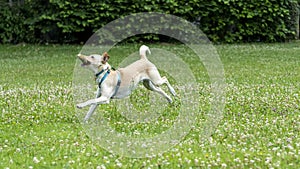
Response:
111,71,121,98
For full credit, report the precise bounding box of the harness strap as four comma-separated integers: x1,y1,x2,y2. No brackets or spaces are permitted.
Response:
98,69,110,88
111,71,121,98
96,68,121,99
95,69,106,77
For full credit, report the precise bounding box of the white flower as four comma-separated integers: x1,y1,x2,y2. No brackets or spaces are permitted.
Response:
234,158,241,163
116,162,122,167
96,165,106,169
33,157,40,164
265,157,272,164
287,144,294,150
69,160,75,164
194,159,199,165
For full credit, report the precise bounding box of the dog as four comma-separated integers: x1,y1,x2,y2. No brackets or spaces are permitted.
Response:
76,45,176,121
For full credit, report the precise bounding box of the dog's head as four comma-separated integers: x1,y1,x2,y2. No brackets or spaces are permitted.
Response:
77,52,110,73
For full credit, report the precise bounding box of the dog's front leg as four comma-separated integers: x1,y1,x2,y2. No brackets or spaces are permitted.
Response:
83,88,102,122
77,87,101,109
77,96,110,109
84,104,98,122
78,96,110,121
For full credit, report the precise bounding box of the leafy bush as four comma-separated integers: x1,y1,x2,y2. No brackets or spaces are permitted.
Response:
194,0,299,42
0,0,299,43
0,1,34,43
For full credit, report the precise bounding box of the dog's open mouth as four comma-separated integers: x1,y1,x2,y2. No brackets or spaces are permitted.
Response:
80,60,90,66
78,54,90,66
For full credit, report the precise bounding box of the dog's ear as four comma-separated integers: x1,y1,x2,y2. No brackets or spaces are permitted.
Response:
102,52,110,64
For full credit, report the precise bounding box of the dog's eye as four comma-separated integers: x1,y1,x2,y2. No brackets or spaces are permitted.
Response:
91,56,94,58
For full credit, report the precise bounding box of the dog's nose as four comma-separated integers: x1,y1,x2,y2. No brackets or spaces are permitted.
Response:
77,54,85,59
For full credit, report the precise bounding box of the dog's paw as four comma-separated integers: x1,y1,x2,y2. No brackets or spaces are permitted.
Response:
170,88,176,96
167,97,173,104
76,103,85,109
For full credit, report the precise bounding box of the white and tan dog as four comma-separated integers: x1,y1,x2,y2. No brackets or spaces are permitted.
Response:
77,45,176,121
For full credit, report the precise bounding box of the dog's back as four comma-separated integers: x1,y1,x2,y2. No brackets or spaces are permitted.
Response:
119,45,154,73
117,45,156,90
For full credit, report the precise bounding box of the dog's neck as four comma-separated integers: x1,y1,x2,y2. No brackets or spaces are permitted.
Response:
94,63,111,75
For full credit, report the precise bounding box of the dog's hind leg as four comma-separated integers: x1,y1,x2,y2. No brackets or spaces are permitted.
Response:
147,69,176,96
150,76,176,96
143,79,155,91
161,76,176,96
143,79,173,103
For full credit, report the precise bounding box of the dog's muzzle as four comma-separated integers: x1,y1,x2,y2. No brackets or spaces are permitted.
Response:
78,54,90,66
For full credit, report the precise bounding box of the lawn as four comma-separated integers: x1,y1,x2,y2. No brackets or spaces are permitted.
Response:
0,42,299,168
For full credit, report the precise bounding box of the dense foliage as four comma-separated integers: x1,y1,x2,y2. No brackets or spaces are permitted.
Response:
0,0,299,43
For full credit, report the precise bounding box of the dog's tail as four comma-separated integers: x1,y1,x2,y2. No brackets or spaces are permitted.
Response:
139,45,151,59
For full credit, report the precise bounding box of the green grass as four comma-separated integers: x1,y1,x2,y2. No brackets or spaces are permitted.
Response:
0,42,300,168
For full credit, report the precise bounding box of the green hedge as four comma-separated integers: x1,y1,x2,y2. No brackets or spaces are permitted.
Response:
0,1,34,43
0,0,299,43
197,0,299,42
